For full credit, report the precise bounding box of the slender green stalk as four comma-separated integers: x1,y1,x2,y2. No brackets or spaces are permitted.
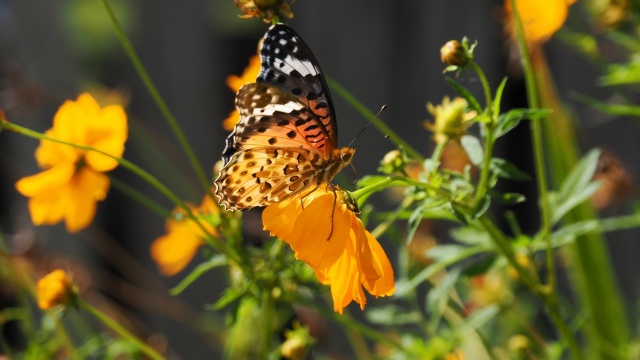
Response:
478,216,584,360
430,140,447,165
110,176,171,219
326,77,425,161
260,291,272,359
509,0,554,289
469,61,493,116
2,121,242,265
99,0,212,196
79,301,165,360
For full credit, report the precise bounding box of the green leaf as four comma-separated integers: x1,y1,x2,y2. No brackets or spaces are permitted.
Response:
462,255,497,277
445,77,482,113
491,191,526,205
600,61,640,86
558,148,600,200
449,226,491,246
366,305,422,325
170,255,228,295
490,158,531,181
492,77,508,119
473,195,491,219
427,267,461,331
461,135,483,166
552,181,601,224
461,304,500,330
428,244,473,263
407,205,425,245
572,92,640,117
395,244,487,298
495,108,551,138
207,285,248,310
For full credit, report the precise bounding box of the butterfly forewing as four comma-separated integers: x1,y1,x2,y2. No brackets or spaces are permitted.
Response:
259,24,338,148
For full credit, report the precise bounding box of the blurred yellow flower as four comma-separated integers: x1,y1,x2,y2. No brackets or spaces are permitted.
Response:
223,55,261,131
262,186,395,314
425,96,474,144
151,194,218,276
504,0,576,46
37,269,76,310
234,0,293,23
15,93,128,233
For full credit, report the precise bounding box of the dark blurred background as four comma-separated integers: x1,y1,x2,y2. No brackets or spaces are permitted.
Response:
2,0,640,358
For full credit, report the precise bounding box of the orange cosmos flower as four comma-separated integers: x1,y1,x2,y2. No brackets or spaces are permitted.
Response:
223,55,261,131
150,194,218,276
15,93,128,233
37,269,77,310
262,186,395,314
504,0,576,46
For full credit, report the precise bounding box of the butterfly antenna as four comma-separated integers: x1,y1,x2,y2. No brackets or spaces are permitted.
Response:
348,105,388,148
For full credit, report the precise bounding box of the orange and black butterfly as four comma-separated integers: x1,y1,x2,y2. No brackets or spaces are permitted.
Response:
215,24,355,211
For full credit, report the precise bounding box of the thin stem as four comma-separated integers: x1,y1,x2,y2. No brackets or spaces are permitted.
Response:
478,214,584,359
3,121,242,265
260,291,273,359
110,176,171,219
99,0,212,197
474,126,495,209
470,61,493,117
430,140,447,166
509,0,554,290
79,301,165,360
326,77,425,161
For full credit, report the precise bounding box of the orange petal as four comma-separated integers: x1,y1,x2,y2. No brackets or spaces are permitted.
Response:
35,128,79,168
63,167,110,232
291,193,349,269
15,163,75,197
362,230,395,297
262,196,303,242
151,223,203,276
505,0,574,44
84,104,128,172
223,110,241,131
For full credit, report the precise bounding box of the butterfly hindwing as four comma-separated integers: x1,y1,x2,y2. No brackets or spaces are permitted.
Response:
217,146,324,210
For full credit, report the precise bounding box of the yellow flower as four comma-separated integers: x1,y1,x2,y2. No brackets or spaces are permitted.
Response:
262,186,395,314
37,269,76,310
504,0,576,46
150,194,218,276
15,93,128,233
234,0,293,23
223,55,262,131
425,96,474,144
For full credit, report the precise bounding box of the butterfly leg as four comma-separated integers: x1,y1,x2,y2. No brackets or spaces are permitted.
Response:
326,183,338,241
299,183,322,210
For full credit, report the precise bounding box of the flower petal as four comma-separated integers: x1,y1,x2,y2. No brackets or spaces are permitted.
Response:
63,167,110,232
291,193,349,269
84,104,128,172
362,230,395,297
15,163,75,197
151,222,203,276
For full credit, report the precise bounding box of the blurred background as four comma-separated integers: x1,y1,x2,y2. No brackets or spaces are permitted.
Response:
2,0,640,358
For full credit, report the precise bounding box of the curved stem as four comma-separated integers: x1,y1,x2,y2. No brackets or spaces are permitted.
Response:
3,121,242,265
509,0,553,289
79,300,165,360
99,0,213,197
470,61,493,117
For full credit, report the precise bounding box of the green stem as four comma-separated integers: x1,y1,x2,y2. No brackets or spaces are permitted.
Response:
260,291,273,359
478,215,584,360
509,0,554,290
470,61,493,116
430,140,447,166
474,125,495,210
326,77,425,161
79,301,165,360
99,0,212,197
110,176,171,219
3,121,242,265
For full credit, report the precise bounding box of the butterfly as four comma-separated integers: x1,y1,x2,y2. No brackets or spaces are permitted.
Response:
215,24,355,211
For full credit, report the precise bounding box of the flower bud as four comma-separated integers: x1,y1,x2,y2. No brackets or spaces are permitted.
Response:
37,269,77,310
379,149,408,175
281,325,314,360
440,40,470,67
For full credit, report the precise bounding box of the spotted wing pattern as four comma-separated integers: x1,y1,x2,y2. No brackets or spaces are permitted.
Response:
215,24,349,211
